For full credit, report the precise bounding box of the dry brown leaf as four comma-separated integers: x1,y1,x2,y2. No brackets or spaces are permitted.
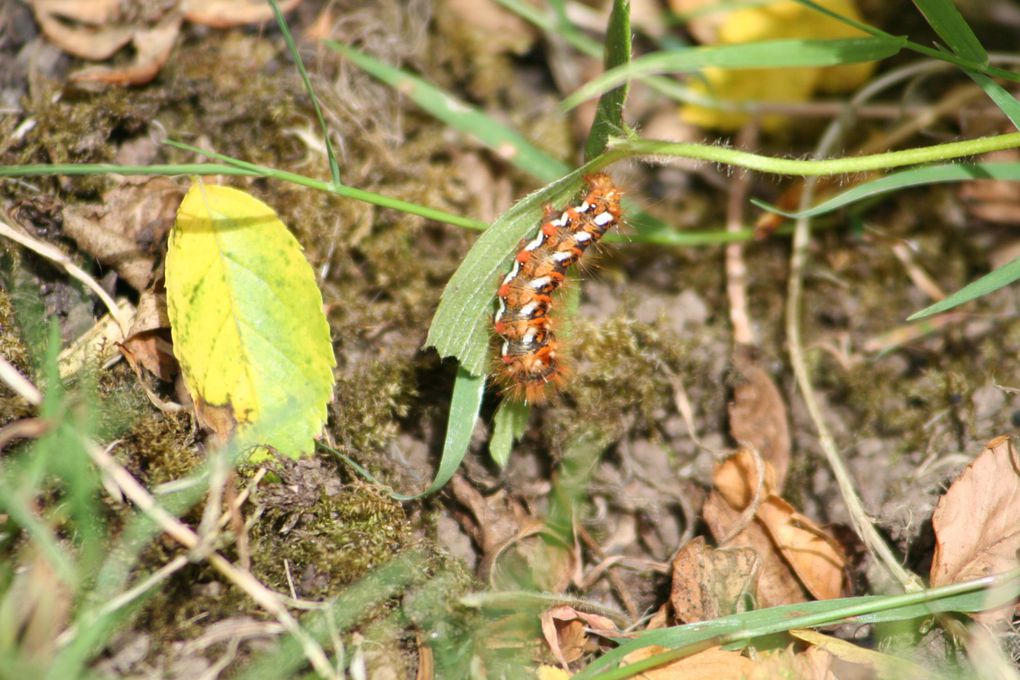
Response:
713,447,778,508
181,0,302,28
62,178,181,290
930,435,1020,625
70,12,183,86
703,490,808,608
669,536,758,623
120,286,177,382
539,605,618,668
729,355,791,489
32,0,134,60
622,645,754,680
709,450,846,602
791,629,928,677
756,497,846,601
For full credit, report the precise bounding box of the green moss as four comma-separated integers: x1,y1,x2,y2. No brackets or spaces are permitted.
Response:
249,461,411,600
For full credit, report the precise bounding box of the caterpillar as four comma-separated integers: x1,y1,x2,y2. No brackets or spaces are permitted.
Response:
493,172,623,403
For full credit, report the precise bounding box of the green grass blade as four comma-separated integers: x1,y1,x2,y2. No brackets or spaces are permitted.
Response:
391,367,485,500
576,567,1020,678
562,36,905,110
489,400,530,467
752,163,1020,218
269,0,342,186
325,40,570,183
425,165,596,373
965,69,1020,131
584,0,631,161
908,255,1020,321
912,0,987,64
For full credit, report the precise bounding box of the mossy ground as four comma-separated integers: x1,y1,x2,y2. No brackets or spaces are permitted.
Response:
2,0,1020,676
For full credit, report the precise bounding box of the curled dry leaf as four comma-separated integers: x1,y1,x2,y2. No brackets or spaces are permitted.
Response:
930,435,1020,625
622,645,754,680
70,12,183,86
539,605,618,668
669,536,758,624
709,449,847,602
120,285,177,382
62,178,181,291
33,0,303,85
31,0,134,60
704,490,808,608
729,354,791,489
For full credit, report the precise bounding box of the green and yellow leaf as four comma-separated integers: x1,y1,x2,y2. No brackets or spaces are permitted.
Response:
166,182,335,459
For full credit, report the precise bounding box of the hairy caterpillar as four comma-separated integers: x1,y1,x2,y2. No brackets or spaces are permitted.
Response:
493,173,623,403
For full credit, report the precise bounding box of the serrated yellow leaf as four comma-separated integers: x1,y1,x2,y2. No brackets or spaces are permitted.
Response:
166,182,335,458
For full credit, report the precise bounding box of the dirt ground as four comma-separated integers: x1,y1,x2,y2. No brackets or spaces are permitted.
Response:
2,0,1020,676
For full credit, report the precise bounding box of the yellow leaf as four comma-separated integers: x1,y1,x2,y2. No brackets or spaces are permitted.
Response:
679,0,876,132
166,182,335,458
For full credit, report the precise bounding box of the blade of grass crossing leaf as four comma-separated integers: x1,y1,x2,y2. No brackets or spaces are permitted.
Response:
562,36,906,110
575,568,1020,679
326,40,569,183
965,69,1020,131
908,255,1020,320
753,163,1020,218
391,367,485,500
584,0,631,161
269,0,342,187
912,0,988,64
489,400,530,467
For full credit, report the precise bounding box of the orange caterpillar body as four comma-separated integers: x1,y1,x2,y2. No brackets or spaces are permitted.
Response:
493,173,623,402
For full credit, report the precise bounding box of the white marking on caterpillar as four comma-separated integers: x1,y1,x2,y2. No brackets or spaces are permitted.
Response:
502,261,520,285
531,275,552,290
594,211,614,227
575,231,592,243
524,233,545,251
519,301,539,317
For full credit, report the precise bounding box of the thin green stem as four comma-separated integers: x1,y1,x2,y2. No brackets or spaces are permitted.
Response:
606,132,1020,176
0,158,487,231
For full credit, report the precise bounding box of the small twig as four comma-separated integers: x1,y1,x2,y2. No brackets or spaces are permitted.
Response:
0,355,42,406
0,417,50,451
782,63,926,592
86,438,338,678
726,124,758,348
0,218,130,338
717,445,767,547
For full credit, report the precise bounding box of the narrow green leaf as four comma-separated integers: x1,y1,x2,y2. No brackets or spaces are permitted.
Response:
425,166,593,373
753,163,1020,218
908,255,1020,321
563,36,905,110
584,0,631,161
912,0,987,64
965,69,1020,132
576,568,1020,679
489,400,530,467
391,367,485,500
326,40,569,183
